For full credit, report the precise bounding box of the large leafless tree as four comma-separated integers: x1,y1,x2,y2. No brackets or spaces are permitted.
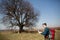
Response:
0,0,39,33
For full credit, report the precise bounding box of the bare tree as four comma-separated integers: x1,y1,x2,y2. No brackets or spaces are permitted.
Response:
0,0,39,33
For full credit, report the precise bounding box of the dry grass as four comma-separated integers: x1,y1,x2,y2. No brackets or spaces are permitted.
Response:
55,30,60,40
0,29,60,40
0,31,44,40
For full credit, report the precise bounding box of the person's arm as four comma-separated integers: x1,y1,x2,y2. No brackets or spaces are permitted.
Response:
41,28,49,35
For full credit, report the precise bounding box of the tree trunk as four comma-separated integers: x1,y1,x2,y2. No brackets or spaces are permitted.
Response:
19,25,24,33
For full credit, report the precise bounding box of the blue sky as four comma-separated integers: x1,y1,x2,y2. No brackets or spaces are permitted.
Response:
28,0,60,27
0,0,60,29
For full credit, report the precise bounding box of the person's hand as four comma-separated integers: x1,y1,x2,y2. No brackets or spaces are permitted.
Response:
38,30,42,34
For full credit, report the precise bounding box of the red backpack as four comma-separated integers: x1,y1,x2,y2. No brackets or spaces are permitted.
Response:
49,28,55,40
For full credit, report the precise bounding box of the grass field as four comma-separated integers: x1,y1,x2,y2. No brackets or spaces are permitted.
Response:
55,30,60,40
0,30,60,40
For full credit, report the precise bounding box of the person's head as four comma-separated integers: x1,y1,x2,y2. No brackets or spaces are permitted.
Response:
42,23,47,28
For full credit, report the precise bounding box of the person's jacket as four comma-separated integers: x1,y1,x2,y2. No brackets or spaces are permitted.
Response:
41,27,49,37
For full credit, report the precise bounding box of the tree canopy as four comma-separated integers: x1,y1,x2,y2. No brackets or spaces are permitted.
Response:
0,0,39,33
